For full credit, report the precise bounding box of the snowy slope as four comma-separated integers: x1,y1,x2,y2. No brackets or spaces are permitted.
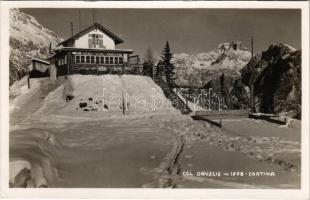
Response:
9,76,59,126
34,75,176,118
172,42,251,88
9,8,62,85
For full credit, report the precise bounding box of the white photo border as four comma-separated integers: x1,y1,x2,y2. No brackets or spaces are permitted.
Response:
0,1,309,199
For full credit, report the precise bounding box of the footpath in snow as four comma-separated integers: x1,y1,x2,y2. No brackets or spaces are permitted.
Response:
9,74,301,189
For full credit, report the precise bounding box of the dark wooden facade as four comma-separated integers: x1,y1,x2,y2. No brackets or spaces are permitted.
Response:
29,59,50,78
52,48,136,76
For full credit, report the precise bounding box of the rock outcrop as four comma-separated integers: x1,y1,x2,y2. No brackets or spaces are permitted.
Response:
241,43,301,119
9,8,62,85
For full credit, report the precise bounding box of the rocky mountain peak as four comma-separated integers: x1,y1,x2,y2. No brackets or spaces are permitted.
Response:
9,9,62,85
171,42,251,88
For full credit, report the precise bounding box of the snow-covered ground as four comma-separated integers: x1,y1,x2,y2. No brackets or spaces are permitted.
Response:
9,74,301,188
33,75,176,118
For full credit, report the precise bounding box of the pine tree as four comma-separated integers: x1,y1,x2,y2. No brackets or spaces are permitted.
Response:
155,60,165,79
161,41,175,87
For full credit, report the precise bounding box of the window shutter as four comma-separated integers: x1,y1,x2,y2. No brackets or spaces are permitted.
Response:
88,38,92,48
88,34,92,48
99,39,104,48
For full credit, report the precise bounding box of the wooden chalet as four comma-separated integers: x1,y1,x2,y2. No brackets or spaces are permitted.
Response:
29,58,50,78
48,23,136,76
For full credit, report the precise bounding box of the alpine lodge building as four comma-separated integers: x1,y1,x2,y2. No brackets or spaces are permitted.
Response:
44,23,140,77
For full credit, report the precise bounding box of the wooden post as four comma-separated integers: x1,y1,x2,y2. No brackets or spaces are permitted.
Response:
96,57,99,75
122,92,125,115
27,77,30,89
67,54,70,76
250,36,254,113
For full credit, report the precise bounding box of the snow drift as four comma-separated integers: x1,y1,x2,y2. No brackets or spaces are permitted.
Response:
35,74,176,117
10,129,60,187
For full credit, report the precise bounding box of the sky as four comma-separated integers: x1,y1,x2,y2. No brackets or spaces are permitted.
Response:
21,8,301,60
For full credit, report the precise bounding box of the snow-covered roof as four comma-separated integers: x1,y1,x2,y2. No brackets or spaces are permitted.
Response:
31,58,50,65
57,23,124,47
55,47,134,53
46,53,56,60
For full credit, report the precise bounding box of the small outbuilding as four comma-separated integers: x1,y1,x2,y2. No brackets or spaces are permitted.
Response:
29,58,50,78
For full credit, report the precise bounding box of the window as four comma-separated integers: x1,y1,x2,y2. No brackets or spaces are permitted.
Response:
100,57,105,64
81,56,85,63
110,57,114,64
59,59,64,66
86,56,90,63
92,34,96,47
91,56,95,63
96,56,100,64
106,57,110,64
96,35,99,45
89,34,103,48
115,57,119,64
119,57,123,64
76,55,81,63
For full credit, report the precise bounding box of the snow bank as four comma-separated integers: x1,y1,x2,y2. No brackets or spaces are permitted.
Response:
120,75,175,113
36,74,176,117
9,77,50,113
9,160,32,184
34,85,66,115
10,129,60,187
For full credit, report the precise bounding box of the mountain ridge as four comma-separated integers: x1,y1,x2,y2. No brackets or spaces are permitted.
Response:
9,8,62,85
172,41,252,88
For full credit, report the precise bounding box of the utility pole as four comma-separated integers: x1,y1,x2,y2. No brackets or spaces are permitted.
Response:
78,10,81,31
49,43,52,54
92,9,95,24
70,22,74,36
250,36,255,113
152,63,155,80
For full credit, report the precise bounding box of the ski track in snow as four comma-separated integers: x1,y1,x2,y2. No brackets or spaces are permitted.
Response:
9,75,301,188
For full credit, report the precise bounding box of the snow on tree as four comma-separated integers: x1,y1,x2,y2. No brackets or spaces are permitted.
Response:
160,41,176,87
